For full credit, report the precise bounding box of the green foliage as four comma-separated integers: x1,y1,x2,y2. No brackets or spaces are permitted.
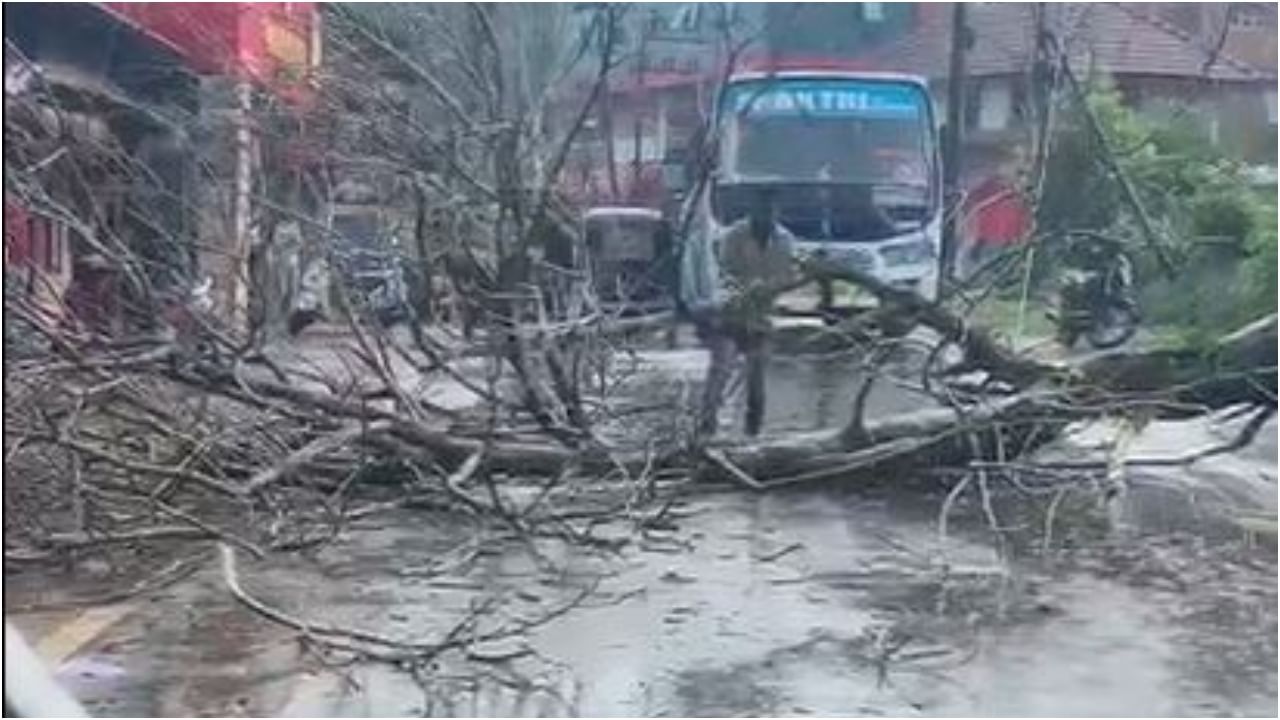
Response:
1190,188,1255,241
1037,74,1277,339
1141,191,1276,348
1240,195,1278,317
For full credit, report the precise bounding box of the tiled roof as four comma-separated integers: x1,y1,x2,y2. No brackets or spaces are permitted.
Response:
861,2,1273,82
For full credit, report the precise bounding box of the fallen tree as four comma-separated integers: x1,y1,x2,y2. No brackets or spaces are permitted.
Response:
6,0,1275,583
11,293,1268,510
10,7,1280,706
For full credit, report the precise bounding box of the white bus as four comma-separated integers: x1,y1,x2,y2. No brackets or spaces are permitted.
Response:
678,71,943,317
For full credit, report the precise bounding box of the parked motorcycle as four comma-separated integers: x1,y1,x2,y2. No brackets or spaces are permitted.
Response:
1050,233,1141,349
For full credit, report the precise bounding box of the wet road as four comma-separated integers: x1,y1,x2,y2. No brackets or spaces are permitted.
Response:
5,341,1276,717
10,481,1275,717
262,321,939,438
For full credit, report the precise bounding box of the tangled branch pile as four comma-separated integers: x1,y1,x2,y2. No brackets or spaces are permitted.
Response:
4,3,1275,588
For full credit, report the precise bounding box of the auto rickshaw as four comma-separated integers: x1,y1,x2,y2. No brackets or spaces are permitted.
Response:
581,207,678,317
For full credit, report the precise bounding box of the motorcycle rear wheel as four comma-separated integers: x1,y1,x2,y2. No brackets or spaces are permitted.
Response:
1085,304,1139,349
1056,322,1080,349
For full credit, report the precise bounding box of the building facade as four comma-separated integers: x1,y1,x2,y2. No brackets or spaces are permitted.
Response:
560,2,1276,255
3,2,319,331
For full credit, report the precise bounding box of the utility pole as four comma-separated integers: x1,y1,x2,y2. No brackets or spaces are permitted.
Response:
598,7,621,201
1029,3,1052,190
632,17,649,198
229,78,255,336
940,1,968,284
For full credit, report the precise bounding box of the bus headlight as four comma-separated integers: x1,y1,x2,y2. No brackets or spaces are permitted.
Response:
880,240,935,267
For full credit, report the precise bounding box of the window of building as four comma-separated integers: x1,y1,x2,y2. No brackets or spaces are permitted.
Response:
727,4,745,27
766,3,912,56
673,4,702,32
977,79,1013,131
645,9,666,34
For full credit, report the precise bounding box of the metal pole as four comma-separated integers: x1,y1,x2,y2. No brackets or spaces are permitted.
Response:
941,2,968,284
632,22,648,194
598,8,620,201
230,78,254,334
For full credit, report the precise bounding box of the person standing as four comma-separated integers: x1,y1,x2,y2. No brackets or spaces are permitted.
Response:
697,190,797,438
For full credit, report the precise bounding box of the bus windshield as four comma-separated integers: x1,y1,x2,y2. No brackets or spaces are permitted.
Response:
719,78,934,199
